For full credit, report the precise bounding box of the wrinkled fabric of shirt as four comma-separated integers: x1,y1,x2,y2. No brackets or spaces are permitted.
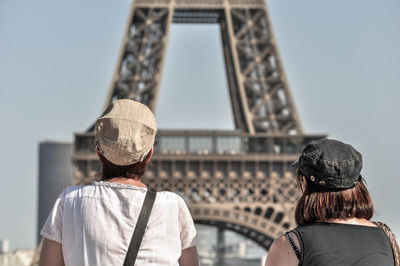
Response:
41,181,198,266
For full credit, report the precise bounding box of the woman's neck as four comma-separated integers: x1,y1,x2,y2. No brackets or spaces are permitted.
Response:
106,177,146,188
328,217,377,227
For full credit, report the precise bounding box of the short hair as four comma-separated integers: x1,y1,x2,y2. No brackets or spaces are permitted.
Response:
98,152,150,180
295,170,374,225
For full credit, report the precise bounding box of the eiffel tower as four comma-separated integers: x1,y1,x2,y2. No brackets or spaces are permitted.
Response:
74,0,326,249
31,0,325,265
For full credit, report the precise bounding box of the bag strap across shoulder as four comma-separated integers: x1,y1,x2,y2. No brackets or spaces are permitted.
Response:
285,231,301,260
123,189,157,266
373,221,400,266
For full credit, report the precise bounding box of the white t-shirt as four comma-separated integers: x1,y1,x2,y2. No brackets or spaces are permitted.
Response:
41,181,198,266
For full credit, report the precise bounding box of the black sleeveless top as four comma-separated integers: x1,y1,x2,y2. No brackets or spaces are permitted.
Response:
291,223,394,266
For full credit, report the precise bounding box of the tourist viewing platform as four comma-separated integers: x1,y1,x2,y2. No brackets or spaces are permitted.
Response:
75,130,325,156
73,130,325,184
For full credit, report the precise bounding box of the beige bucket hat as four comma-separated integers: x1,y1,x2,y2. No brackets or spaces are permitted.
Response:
95,99,157,166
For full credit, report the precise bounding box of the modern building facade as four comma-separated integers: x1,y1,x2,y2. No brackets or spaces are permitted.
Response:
37,141,73,244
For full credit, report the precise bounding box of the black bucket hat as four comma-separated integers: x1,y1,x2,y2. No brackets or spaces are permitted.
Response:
291,139,363,189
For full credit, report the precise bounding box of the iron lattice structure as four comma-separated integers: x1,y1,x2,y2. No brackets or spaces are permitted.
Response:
103,0,303,134
63,0,326,261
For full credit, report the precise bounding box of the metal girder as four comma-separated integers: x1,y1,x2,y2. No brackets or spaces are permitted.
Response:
103,6,172,112
102,0,303,133
227,7,303,134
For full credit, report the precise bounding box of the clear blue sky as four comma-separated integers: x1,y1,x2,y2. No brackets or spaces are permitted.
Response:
0,0,399,250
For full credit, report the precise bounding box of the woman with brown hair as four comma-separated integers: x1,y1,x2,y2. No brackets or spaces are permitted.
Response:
265,139,399,266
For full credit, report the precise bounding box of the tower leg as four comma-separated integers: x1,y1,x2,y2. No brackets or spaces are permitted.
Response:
216,225,225,265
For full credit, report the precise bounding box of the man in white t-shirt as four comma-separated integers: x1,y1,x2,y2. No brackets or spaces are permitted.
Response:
39,99,199,266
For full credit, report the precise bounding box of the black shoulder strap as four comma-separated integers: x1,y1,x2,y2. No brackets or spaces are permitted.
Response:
285,231,301,260
123,190,156,266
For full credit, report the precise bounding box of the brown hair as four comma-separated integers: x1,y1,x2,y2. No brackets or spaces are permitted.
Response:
98,152,150,180
295,170,374,225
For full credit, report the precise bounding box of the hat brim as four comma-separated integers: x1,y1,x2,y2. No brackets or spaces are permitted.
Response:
290,160,299,169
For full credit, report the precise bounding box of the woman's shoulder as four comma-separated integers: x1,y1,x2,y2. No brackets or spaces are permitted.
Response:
57,185,83,199
265,234,300,266
154,191,186,204
153,192,192,216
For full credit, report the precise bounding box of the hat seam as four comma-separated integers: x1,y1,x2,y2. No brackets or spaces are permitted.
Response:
303,155,358,165
317,159,357,165
97,118,156,129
